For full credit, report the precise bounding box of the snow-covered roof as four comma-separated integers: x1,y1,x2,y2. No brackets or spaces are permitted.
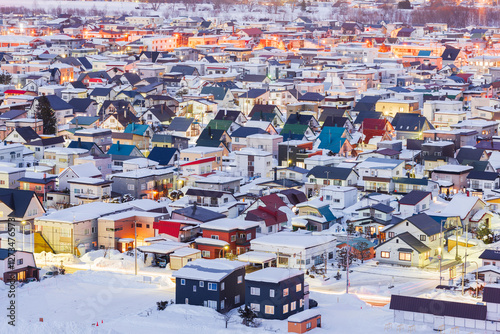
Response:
251,232,335,249
200,218,259,231
172,258,245,282
137,240,188,254
440,194,481,219
171,248,201,257
287,309,321,323
236,251,276,264
245,267,303,284
433,165,473,173
194,237,229,247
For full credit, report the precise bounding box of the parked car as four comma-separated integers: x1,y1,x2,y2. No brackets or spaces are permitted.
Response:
42,271,58,280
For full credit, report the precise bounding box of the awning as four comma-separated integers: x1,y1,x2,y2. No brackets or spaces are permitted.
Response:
118,238,134,243
398,248,413,253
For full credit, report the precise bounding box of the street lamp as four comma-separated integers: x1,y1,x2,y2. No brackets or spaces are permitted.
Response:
219,245,229,258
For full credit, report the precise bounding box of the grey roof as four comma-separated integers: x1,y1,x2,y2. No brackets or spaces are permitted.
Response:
231,126,267,138
40,95,73,111
405,213,442,237
399,190,431,205
185,188,230,198
390,295,486,320
479,249,500,261
394,231,431,253
172,205,226,222
0,109,26,120
456,148,484,163
467,170,499,181
147,147,178,166
391,113,433,132
306,166,353,180
12,126,40,142
239,89,267,99
168,117,194,132
0,189,40,218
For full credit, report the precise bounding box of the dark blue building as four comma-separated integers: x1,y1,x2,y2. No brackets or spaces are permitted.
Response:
245,267,306,320
173,259,246,312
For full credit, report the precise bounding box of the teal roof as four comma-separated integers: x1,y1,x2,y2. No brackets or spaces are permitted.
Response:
317,126,346,153
317,205,336,222
200,86,227,101
417,50,432,57
107,143,141,156
124,123,149,135
69,116,99,126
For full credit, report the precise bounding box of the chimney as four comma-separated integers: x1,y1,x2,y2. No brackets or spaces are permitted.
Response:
75,118,79,128
117,140,120,150
274,167,277,181
192,201,197,215
78,137,81,147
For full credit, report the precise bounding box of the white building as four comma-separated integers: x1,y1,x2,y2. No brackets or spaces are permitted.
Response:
319,185,357,210
234,148,273,179
250,232,336,270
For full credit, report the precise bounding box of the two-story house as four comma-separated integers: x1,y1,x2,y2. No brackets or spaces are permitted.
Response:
173,259,246,312
245,267,306,320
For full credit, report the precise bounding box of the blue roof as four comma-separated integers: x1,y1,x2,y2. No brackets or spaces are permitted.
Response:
107,143,140,156
124,123,149,135
317,205,336,221
417,50,432,57
317,126,346,153
148,147,178,166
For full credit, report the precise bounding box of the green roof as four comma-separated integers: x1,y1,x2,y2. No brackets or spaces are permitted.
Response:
206,119,232,131
200,86,227,101
281,123,308,135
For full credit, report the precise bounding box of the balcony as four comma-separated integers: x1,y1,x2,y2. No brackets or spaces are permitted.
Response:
235,237,249,246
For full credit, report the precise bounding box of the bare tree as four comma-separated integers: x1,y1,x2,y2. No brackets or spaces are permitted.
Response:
355,241,372,264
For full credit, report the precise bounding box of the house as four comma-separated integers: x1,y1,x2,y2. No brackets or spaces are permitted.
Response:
375,232,431,267
245,205,289,235
110,168,174,200
319,185,357,210
288,310,322,334
24,136,65,160
361,118,395,144
0,188,46,229
18,174,57,203
234,148,273,180
151,134,189,150
357,158,405,193
171,205,226,225
0,167,25,189
351,202,397,238
250,232,336,269
479,249,500,268
399,191,432,218
58,162,102,191
98,211,168,251
245,267,306,320
4,126,40,144
306,166,358,197
467,171,500,192
431,165,473,195
168,117,201,138
181,188,241,218
147,147,179,166
173,258,246,312
0,249,39,282
195,218,259,258
68,177,113,205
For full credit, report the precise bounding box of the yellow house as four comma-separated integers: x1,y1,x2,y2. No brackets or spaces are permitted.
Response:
375,99,420,118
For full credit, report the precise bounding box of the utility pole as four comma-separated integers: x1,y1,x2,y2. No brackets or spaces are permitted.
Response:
134,219,138,276
346,244,350,294
439,220,443,285
462,222,469,295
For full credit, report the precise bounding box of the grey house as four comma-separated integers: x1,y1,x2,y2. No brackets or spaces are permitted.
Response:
110,168,174,200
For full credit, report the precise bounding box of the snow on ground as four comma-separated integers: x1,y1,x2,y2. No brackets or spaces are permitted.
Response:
0,269,405,334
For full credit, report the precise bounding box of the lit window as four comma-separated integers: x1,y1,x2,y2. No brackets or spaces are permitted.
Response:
296,284,301,292
283,304,289,314
399,252,411,261
265,305,274,315
381,251,390,258
283,288,289,297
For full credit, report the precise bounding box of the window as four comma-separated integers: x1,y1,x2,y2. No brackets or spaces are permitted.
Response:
127,184,134,190
381,251,390,258
399,252,411,261
317,318,321,327
231,235,236,242
193,285,197,292
211,235,219,240
270,289,275,298
221,282,225,291
283,304,289,314
246,233,251,240
388,232,395,239
237,276,243,284
202,250,210,258
283,288,289,297
420,235,426,241
17,259,23,265
251,287,260,296
199,281,204,287
207,300,217,309
180,279,185,285
265,305,274,315
296,283,302,292
306,322,312,329
235,295,240,304
250,303,260,312
220,300,224,309
208,283,217,291
300,299,304,307
136,223,142,228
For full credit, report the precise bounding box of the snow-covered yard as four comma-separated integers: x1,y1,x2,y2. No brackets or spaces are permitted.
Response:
0,269,402,334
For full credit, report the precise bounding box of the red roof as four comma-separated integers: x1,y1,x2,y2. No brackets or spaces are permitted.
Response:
246,206,287,227
4,90,27,95
240,28,263,35
154,221,181,237
181,156,216,167
258,193,287,209
362,118,388,130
